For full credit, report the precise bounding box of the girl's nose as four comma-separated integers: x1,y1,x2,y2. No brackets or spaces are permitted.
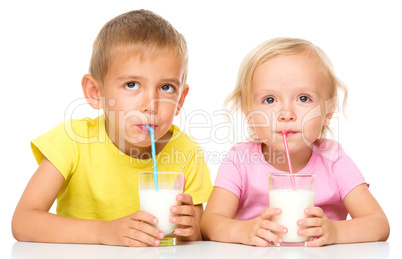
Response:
277,104,296,122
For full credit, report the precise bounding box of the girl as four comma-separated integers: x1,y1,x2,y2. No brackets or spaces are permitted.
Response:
200,38,389,247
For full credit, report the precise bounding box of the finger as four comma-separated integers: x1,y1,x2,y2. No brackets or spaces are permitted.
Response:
125,229,161,247
252,235,274,247
297,217,323,227
177,193,193,205
260,220,287,235
170,215,195,227
130,211,158,225
174,226,194,237
304,207,324,217
255,228,283,245
306,236,326,247
298,227,324,239
170,204,195,216
260,207,282,219
131,220,164,239
124,238,150,247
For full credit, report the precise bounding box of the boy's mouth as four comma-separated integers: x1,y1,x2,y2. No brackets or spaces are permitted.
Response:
137,124,157,132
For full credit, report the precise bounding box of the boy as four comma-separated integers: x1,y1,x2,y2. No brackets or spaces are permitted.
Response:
12,10,213,247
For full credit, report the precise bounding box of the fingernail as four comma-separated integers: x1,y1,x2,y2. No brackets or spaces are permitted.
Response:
298,230,304,235
159,232,164,239
297,220,302,226
175,229,181,234
177,195,183,201
283,228,287,234
153,218,158,224
170,216,176,223
278,238,283,243
154,239,160,246
170,206,177,213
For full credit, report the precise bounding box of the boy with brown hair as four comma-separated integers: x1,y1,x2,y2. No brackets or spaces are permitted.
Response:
12,9,213,247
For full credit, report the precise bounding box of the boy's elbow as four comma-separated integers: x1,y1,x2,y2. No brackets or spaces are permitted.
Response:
12,219,24,242
12,214,29,242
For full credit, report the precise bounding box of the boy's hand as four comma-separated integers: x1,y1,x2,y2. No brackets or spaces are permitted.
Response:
169,193,198,238
241,208,287,247
99,211,164,247
296,207,336,247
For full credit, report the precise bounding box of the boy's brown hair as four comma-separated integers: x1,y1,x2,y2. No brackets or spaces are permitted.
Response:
89,9,188,88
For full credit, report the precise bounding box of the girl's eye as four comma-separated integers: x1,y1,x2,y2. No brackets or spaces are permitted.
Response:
297,96,311,103
125,82,139,90
160,84,174,93
264,97,277,104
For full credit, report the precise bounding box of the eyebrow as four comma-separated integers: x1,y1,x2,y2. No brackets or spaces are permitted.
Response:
253,87,319,98
117,75,181,86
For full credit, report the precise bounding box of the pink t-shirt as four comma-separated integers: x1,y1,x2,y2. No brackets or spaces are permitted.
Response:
214,140,366,221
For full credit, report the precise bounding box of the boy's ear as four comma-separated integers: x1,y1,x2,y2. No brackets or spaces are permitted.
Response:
82,74,104,110
175,84,189,116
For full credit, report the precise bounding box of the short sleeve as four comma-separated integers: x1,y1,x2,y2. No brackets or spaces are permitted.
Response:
333,147,366,200
182,144,213,205
31,120,80,179
214,145,243,198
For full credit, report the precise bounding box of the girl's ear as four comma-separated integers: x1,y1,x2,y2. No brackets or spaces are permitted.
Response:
324,112,333,127
324,96,338,127
81,74,104,110
175,84,189,116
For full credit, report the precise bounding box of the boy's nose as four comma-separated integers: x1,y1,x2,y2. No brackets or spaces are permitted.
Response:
140,91,158,113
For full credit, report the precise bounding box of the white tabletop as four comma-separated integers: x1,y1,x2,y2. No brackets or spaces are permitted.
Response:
11,241,392,259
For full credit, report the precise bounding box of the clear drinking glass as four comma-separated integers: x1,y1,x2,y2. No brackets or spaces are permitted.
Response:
269,173,315,246
139,171,184,246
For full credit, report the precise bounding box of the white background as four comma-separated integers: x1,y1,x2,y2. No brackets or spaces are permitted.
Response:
1,0,401,256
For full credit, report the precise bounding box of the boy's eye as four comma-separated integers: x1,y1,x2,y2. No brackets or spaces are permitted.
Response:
125,82,139,90
264,97,277,104
297,96,311,103
160,84,174,93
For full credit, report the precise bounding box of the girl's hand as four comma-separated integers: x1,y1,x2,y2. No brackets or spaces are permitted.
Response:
297,207,336,247
241,207,287,247
169,193,198,237
99,211,164,247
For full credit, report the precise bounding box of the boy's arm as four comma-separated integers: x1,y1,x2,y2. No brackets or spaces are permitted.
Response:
299,184,390,246
12,157,163,246
200,187,284,246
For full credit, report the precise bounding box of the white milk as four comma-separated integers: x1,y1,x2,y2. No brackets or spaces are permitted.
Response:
139,189,181,234
269,189,315,243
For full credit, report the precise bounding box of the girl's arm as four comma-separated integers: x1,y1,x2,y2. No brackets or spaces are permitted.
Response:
12,157,163,246
200,187,286,246
299,184,390,246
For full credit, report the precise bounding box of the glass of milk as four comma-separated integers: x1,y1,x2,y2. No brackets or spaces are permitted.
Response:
269,173,315,246
139,171,184,246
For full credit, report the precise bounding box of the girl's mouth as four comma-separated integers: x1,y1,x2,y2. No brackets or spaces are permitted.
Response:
279,130,297,137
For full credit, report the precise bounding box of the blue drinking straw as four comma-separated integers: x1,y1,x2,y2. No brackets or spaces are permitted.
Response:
145,125,159,191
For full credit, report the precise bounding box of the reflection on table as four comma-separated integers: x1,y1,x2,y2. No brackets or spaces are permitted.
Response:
12,241,390,259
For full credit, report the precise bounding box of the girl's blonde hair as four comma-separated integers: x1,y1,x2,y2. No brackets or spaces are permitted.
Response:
225,37,348,142
89,9,188,88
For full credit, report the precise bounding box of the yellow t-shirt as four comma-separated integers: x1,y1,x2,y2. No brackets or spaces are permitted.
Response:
31,115,213,221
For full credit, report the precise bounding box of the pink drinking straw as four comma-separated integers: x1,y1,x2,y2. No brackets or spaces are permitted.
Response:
281,130,296,191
